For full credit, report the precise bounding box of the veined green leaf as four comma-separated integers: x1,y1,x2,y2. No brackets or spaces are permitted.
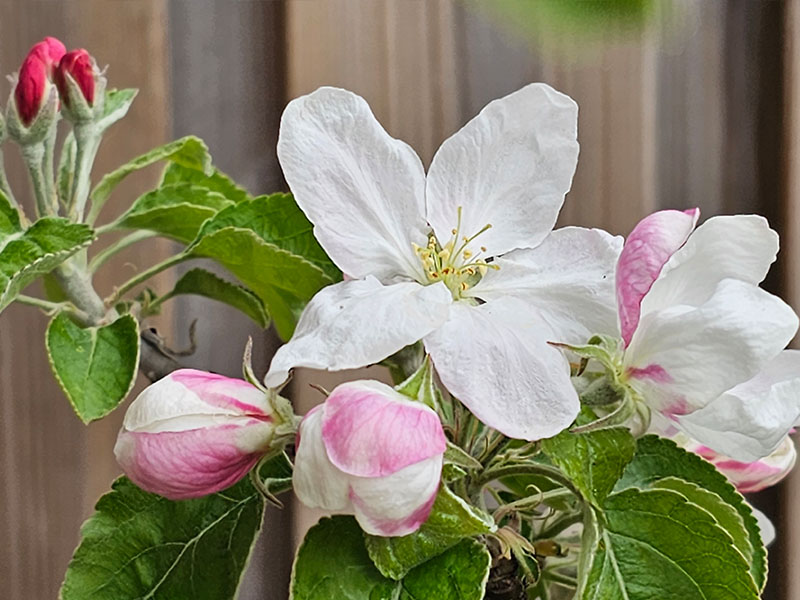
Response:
46,313,139,423
161,162,251,204
364,485,494,580
582,487,758,599
290,516,397,600
399,539,490,600
89,136,212,223
60,476,265,600
164,268,269,327
116,183,233,243
616,435,767,590
542,427,635,507
98,88,138,130
0,204,94,313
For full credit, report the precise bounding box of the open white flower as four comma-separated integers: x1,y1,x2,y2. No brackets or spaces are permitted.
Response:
265,84,621,440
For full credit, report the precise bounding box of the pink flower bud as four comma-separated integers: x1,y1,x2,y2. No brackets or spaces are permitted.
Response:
114,369,276,500
691,436,796,494
293,380,447,536
55,49,96,108
13,38,65,127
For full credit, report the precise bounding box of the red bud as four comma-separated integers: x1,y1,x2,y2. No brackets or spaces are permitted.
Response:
55,49,96,108
13,37,66,127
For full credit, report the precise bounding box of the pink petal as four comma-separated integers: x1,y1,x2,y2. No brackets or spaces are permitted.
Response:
114,420,273,500
321,380,446,478
617,209,699,346
170,368,271,416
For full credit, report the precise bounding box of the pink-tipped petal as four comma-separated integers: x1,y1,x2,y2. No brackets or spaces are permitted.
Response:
170,369,272,415
616,209,699,346
349,454,442,536
114,420,274,500
321,380,447,478
693,437,797,494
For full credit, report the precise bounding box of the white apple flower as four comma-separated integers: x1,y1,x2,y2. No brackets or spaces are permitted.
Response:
265,83,622,441
293,380,446,536
612,209,800,460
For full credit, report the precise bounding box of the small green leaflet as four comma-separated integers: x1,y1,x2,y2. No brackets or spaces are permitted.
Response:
395,357,439,411
615,435,767,590
46,313,140,423
290,517,491,600
364,484,494,580
60,476,265,600
88,136,212,224
0,193,94,313
161,162,251,204
542,427,635,507
164,268,269,327
581,487,758,600
98,88,138,130
115,183,234,243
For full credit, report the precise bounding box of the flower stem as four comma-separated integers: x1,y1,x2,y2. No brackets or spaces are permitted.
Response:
21,143,53,218
107,253,187,304
69,123,101,222
42,122,58,213
89,230,158,273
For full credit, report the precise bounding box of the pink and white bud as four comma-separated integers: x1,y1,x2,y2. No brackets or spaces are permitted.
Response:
114,369,276,500
13,37,66,127
54,49,96,109
293,380,447,536
690,436,797,494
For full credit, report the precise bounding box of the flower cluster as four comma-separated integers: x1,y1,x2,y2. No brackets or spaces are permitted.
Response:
115,82,800,540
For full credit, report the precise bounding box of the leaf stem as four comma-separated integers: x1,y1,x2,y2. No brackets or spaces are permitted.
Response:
15,294,92,324
543,570,578,590
89,230,158,273
107,253,187,304
477,463,581,499
536,511,583,541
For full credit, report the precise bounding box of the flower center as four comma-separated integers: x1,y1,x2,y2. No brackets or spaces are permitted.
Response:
413,207,498,299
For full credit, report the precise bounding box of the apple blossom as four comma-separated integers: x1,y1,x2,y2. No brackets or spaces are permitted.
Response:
114,369,277,500
12,37,65,127
606,210,800,463
266,83,622,441
292,380,447,536
55,49,96,108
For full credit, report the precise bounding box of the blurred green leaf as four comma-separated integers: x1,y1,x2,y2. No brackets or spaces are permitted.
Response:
161,162,251,204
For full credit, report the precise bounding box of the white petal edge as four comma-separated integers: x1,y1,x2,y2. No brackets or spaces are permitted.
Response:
292,406,351,511
626,278,799,413
642,215,779,316
468,226,623,343
278,86,429,282
676,350,800,462
349,454,442,536
751,507,776,547
265,277,452,388
425,83,579,259
424,297,578,441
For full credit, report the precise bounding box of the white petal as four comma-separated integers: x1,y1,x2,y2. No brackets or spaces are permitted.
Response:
626,279,799,413
424,297,578,441
265,277,452,387
348,454,442,536
278,87,429,281
642,215,779,316
426,83,579,258
676,350,800,462
468,227,622,343
292,406,351,511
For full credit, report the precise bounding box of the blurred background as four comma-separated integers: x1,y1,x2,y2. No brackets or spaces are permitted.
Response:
1,1,799,598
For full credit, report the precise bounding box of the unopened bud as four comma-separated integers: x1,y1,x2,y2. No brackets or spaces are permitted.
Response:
114,369,281,500
55,49,105,123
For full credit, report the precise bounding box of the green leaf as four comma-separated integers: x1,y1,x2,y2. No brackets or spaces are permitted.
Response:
194,194,341,282
582,487,758,599
0,215,94,313
290,516,398,600
653,477,753,569
46,313,140,423
61,476,265,600
616,435,767,590
165,268,269,327
187,227,333,340
542,427,635,507
161,162,251,204
116,183,234,243
89,136,213,223
98,88,138,130
399,539,490,600
365,484,495,580
443,442,483,471
395,356,438,411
